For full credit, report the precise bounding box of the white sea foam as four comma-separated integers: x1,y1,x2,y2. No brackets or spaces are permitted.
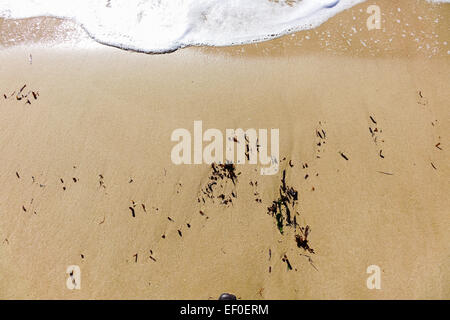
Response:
0,0,448,53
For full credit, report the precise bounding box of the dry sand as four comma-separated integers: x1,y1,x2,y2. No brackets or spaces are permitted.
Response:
0,0,448,299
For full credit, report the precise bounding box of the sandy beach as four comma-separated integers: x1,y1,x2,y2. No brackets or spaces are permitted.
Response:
0,0,448,299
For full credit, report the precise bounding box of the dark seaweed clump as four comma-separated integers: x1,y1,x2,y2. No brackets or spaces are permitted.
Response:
267,169,314,254
198,163,240,206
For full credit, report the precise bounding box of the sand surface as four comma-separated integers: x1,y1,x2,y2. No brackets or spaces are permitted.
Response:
0,0,448,299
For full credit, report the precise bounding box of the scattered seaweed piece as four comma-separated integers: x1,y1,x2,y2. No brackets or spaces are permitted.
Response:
2,85,39,105
250,179,262,203
417,90,428,105
299,253,318,271
282,255,293,271
295,226,314,254
267,167,315,271
98,174,106,189
198,163,240,206
377,171,393,176
16,85,26,100
267,169,298,233
368,116,386,158
339,152,349,161
315,123,327,158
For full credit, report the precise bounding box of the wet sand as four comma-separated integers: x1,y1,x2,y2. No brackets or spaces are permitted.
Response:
0,0,448,299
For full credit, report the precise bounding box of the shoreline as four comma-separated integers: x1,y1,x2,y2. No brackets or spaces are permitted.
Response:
1,0,449,58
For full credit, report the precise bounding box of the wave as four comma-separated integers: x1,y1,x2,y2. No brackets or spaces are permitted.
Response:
0,0,448,53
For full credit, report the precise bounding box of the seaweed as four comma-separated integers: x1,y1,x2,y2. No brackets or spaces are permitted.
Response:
198,163,240,206
267,167,315,271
